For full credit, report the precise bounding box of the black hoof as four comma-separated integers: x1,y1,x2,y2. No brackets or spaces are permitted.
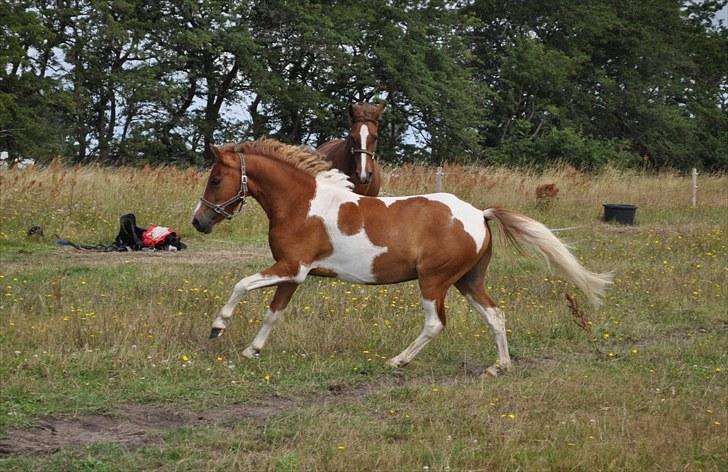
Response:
209,328,224,339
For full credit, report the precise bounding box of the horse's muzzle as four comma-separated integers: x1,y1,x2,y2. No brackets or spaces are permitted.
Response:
192,217,213,234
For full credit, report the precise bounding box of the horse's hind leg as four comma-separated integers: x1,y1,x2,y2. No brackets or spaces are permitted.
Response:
387,288,445,368
456,267,512,376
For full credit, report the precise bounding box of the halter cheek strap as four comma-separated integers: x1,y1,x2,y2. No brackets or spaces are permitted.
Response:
198,151,248,220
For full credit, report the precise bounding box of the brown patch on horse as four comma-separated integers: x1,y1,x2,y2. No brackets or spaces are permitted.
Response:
214,151,336,269
337,202,363,236
317,139,349,161
356,197,482,286
309,268,338,278
268,210,334,268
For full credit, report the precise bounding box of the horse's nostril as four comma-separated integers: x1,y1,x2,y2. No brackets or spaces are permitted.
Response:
192,218,200,230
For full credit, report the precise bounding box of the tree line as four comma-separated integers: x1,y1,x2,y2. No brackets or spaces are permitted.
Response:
1,0,727,170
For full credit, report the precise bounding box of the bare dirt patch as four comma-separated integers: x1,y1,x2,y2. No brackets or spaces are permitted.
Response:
0,397,302,455
60,246,270,266
0,377,409,456
0,246,270,272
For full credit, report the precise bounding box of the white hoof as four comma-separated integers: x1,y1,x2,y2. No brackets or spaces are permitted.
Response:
242,346,260,359
387,357,407,368
482,365,499,378
481,363,511,379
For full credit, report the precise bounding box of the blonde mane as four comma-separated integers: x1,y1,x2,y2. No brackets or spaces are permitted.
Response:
221,138,332,177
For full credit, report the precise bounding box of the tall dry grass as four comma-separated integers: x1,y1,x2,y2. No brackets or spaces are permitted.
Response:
384,163,727,226
2,162,725,245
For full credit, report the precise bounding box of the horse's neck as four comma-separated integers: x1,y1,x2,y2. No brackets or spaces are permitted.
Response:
324,138,354,173
247,156,316,223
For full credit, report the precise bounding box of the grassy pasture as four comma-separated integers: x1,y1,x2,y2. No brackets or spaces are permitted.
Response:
0,163,726,471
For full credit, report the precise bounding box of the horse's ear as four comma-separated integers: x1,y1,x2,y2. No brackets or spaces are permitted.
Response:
347,104,355,123
376,102,386,115
208,144,221,161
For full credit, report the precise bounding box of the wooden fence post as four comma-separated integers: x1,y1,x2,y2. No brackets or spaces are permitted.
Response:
435,166,444,193
691,168,698,208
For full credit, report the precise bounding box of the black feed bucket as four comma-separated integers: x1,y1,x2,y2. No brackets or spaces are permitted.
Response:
603,204,637,225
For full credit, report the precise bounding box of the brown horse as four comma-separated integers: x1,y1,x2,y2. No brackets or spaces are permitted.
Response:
192,139,612,376
317,102,384,196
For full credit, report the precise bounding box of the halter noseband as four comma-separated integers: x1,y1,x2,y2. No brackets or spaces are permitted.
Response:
199,151,248,220
348,134,376,158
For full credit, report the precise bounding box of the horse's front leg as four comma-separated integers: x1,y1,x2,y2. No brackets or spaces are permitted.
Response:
209,262,306,338
241,282,298,358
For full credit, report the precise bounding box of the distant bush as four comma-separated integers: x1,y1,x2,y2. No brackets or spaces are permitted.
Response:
486,128,642,171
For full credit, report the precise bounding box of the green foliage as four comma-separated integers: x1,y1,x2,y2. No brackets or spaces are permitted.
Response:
0,0,726,169
488,127,640,170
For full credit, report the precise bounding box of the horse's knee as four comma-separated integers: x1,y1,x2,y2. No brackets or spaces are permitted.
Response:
423,319,444,338
233,279,249,294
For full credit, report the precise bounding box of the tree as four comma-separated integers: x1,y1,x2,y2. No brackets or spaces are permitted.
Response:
0,1,73,164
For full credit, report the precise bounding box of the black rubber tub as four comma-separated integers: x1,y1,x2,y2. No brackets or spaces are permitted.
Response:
603,203,638,225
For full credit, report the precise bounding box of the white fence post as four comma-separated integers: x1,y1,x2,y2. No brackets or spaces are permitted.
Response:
691,168,698,208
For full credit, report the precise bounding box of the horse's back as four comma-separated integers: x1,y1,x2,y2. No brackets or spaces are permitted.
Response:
317,139,347,163
376,193,486,251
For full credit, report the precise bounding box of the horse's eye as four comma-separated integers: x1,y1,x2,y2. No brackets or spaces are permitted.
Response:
210,176,221,186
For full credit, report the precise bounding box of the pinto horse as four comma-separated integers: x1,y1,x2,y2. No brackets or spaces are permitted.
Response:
317,102,384,196
192,139,612,375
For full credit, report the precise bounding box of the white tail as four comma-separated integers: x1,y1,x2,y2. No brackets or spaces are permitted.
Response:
483,207,613,307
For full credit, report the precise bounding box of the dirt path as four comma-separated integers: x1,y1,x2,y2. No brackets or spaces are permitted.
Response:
0,246,271,272
0,399,301,455
0,377,409,455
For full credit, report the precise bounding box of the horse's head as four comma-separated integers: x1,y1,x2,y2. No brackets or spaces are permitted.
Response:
192,145,247,234
349,102,385,184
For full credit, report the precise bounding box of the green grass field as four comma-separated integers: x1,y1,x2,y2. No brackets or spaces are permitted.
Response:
0,163,726,470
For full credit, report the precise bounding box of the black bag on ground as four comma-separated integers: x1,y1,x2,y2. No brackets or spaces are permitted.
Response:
114,213,145,250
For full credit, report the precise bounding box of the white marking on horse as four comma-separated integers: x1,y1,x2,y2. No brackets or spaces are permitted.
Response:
308,174,387,283
316,168,354,190
388,298,443,367
243,308,283,358
212,271,301,330
464,295,511,372
380,194,487,252
191,201,202,223
358,123,369,182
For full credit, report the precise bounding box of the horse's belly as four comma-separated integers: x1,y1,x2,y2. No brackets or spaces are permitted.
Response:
312,247,383,283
